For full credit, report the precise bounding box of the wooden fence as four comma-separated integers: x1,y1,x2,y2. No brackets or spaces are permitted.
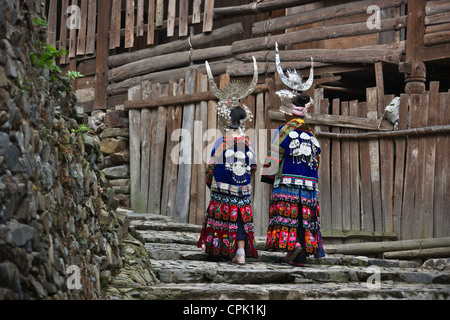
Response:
45,0,216,64
126,67,450,242
310,84,450,243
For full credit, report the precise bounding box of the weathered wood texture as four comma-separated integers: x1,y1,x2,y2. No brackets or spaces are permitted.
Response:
128,69,450,242
266,82,449,241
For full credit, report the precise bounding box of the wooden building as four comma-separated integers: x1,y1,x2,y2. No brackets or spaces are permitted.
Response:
44,0,450,244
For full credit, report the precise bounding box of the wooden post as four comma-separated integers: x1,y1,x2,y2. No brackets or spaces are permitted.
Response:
404,0,426,94
94,0,112,110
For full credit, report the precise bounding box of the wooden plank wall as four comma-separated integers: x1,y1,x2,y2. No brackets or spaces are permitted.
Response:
127,68,271,236
45,0,216,59
127,69,449,241
314,82,449,242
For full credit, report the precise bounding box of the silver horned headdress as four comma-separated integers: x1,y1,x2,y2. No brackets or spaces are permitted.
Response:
205,57,258,130
275,42,314,116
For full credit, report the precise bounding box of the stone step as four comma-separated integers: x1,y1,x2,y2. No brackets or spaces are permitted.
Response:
144,282,450,300
117,209,174,223
144,242,420,268
149,259,450,286
131,219,202,233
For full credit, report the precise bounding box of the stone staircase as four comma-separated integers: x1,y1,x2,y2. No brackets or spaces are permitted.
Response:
105,210,450,300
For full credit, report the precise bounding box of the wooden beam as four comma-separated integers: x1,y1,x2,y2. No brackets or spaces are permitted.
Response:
322,229,398,240
94,0,112,110
124,83,269,109
268,110,394,131
232,16,407,54
109,46,232,83
315,124,450,139
383,247,450,259
107,58,233,96
213,0,316,17
328,237,450,256
252,0,407,35
235,42,405,65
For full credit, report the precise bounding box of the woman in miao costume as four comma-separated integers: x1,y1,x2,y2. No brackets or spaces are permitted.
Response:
262,43,325,266
198,57,259,264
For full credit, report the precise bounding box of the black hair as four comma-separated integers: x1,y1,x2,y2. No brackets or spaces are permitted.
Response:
229,107,247,129
292,93,311,107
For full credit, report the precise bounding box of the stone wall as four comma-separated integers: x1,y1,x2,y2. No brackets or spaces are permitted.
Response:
0,0,137,299
89,109,131,209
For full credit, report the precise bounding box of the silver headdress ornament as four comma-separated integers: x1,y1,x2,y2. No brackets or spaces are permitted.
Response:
205,56,258,130
275,42,314,117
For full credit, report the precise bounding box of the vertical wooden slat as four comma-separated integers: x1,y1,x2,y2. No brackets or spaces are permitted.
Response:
401,94,422,239
94,0,112,109
110,0,122,49
189,75,201,224
193,0,202,24
68,0,78,58
147,0,155,45
253,92,266,236
439,92,450,238
331,99,342,243
380,94,395,233
147,83,159,212
179,0,189,37
128,85,143,212
46,0,58,47
433,90,448,238
139,81,153,212
393,94,409,237
167,0,176,37
197,74,208,224
125,0,135,48
412,91,430,238
86,0,97,54
348,100,361,233
422,83,439,238
203,0,215,32
260,93,270,238
160,81,174,216
59,0,69,64
318,98,332,232
358,101,374,232
137,0,145,37
340,101,351,234
366,87,383,232
148,85,168,215
163,80,184,218
205,81,218,222
375,62,394,234
155,0,164,28
77,0,88,55
174,67,197,223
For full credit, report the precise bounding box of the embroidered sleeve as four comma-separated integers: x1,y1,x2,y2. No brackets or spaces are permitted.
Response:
205,164,215,188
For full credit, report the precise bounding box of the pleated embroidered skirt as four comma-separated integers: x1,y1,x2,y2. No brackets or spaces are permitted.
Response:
198,191,258,259
265,183,325,258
